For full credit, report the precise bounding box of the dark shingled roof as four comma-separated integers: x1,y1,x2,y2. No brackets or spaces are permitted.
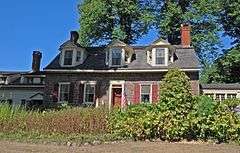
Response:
44,42,200,70
201,84,240,90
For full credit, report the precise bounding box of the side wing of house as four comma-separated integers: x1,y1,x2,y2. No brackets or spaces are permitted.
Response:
201,84,240,101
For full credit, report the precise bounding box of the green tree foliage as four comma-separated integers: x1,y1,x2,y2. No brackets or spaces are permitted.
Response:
153,0,222,63
220,0,240,44
202,45,240,83
157,68,194,140
200,63,221,83
215,45,240,83
78,0,154,46
109,69,240,143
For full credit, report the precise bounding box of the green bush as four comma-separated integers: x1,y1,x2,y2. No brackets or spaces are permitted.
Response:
188,96,240,143
109,104,159,140
157,68,194,141
109,68,240,144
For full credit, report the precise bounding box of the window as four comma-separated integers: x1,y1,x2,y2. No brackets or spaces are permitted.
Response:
227,94,237,99
0,77,6,84
111,48,122,66
84,84,95,103
205,93,214,99
216,94,225,101
33,78,41,84
156,48,165,65
76,51,81,62
27,77,33,84
141,85,151,103
21,99,26,106
59,83,70,102
64,50,73,65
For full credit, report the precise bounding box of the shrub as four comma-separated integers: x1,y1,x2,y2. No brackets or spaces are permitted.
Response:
109,68,240,144
188,96,217,140
188,97,240,143
157,68,194,141
109,104,159,140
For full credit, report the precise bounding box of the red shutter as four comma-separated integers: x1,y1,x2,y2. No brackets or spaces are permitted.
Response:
152,84,159,104
52,83,59,102
132,83,140,104
79,83,84,104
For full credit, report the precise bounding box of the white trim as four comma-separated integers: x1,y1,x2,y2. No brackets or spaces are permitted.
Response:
83,83,96,105
152,47,169,66
140,84,152,104
61,50,74,67
58,82,70,103
108,80,125,110
60,48,85,67
109,47,125,67
44,68,200,73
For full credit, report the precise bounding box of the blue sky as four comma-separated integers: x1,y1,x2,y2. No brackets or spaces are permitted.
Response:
0,1,232,71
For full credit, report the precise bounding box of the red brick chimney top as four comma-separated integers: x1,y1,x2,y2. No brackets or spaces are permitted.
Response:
181,24,191,47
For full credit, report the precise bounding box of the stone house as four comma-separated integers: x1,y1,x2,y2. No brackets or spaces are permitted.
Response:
43,24,200,108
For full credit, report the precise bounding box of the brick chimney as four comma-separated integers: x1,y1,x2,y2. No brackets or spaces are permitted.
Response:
181,24,191,47
32,51,42,72
70,31,79,44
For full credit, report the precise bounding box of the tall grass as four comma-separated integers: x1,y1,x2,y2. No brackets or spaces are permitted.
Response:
0,104,109,135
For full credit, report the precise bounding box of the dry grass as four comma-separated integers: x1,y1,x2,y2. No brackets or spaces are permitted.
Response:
0,104,108,135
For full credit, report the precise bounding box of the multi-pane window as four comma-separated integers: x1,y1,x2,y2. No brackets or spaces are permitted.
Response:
141,85,151,103
156,48,165,65
227,94,237,99
64,50,73,65
84,84,95,103
59,83,70,102
76,51,81,62
216,94,225,101
111,48,122,66
205,93,214,99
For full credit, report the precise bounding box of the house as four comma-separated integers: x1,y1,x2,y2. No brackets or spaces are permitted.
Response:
43,24,200,108
201,84,240,101
0,51,45,106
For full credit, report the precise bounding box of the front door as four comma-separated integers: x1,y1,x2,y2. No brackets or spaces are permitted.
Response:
112,88,122,108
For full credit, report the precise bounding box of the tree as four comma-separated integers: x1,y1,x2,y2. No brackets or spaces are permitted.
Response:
158,68,194,140
220,0,240,44
201,45,240,83
215,45,240,83
78,0,154,46
153,0,222,63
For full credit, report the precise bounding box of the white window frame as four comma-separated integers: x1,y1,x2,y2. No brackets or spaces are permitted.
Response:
83,83,96,104
227,94,237,99
109,48,125,67
76,50,82,63
152,48,168,66
61,48,85,67
216,93,225,101
140,84,152,104
63,50,73,66
58,82,70,103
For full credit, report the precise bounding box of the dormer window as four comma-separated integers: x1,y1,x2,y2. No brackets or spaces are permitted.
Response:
152,48,168,66
112,48,122,66
156,48,165,65
76,51,81,62
64,50,73,65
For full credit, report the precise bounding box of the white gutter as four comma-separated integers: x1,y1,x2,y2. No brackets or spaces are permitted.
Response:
44,68,200,73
